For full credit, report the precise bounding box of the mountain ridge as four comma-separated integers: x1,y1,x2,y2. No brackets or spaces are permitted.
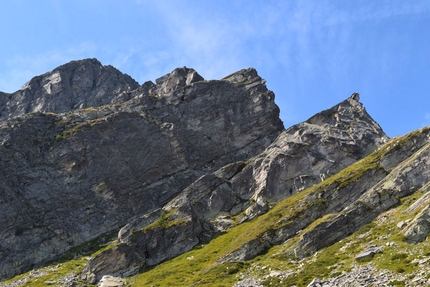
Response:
1,59,429,287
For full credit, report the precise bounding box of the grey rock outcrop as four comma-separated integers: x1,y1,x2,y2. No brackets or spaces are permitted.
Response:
177,93,389,227
355,246,384,261
0,61,283,281
284,127,430,259
3,58,430,287
227,94,388,217
82,161,246,280
403,203,430,243
191,94,389,260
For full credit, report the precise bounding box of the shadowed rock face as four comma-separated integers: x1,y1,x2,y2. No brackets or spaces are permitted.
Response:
0,60,283,280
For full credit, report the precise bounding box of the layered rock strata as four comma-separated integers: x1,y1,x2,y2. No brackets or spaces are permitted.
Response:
286,127,430,259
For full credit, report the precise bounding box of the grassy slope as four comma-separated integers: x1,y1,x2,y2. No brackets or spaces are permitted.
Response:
127,128,430,286
0,233,116,287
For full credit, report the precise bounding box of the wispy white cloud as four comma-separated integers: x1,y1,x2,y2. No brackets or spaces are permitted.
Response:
313,1,430,27
130,1,296,80
2,0,428,104
150,4,244,79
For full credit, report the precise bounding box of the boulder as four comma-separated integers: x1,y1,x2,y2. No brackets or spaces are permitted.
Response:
355,246,384,261
404,204,430,243
98,275,126,287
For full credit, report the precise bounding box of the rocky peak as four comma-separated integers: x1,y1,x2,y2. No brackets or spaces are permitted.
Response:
1,58,139,120
239,93,388,203
222,68,259,84
155,67,204,97
308,93,375,127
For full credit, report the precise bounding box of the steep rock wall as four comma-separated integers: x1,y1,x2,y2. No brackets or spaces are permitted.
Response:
82,94,390,280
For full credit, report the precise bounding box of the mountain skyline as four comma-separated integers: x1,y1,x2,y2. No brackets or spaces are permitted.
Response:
1,1,430,137
1,58,429,286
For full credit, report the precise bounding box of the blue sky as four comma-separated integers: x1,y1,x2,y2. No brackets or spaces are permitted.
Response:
1,1,430,137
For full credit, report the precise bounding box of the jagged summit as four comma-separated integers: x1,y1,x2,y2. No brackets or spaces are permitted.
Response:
0,58,139,120
155,66,204,97
222,67,259,83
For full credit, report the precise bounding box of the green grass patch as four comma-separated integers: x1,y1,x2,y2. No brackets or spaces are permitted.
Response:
1,257,90,287
2,232,117,287
389,280,406,286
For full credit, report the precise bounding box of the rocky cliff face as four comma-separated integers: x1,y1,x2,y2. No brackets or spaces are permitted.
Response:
80,93,390,281
2,59,430,287
0,59,283,281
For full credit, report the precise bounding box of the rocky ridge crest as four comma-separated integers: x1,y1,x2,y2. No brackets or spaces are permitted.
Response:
0,58,139,120
1,59,430,287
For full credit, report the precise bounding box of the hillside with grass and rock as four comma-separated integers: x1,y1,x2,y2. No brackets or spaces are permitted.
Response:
0,59,429,287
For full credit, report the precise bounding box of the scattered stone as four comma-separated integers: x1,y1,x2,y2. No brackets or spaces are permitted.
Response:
355,246,384,261
355,250,376,261
233,278,263,287
397,221,406,229
419,258,429,265
403,204,430,243
307,277,321,287
98,275,126,287
269,270,281,277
